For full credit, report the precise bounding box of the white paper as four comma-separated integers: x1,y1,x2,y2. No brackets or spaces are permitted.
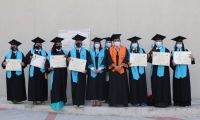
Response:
30,54,46,69
50,55,66,68
58,29,91,51
5,59,22,71
152,52,170,66
173,51,191,65
130,53,147,66
68,57,87,72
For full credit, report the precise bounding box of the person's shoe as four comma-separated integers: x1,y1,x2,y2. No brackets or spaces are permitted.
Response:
133,103,140,107
79,105,84,108
96,101,102,106
141,103,147,107
12,101,18,104
92,100,96,106
73,105,78,108
32,101,37,105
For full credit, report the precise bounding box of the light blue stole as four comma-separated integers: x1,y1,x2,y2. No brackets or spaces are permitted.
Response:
173,47,187,79
151,46,165,77
70,47,87,83
29,49,46,78
5,50,23,79
89,48,105,78
129,48,145,80
47,49,68,111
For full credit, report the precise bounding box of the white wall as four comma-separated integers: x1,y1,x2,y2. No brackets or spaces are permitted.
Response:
0,0,199,99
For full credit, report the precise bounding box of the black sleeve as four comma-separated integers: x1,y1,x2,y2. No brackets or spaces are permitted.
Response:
68,52,71,57
107,49,113,67
45,52,51,73
86,50,91,71
142,48,146,54
123,49,129,64
22,53,27,69
147,49,153,63
170,51,175,70
25,51,32,65
1,57,6,69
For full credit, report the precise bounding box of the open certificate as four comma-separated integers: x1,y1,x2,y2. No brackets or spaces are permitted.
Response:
30,54,46,69
50,55,66,68
130,53,147,67
152,52,170,66
5,59,22,71
173,51,191,65
68,57,86,72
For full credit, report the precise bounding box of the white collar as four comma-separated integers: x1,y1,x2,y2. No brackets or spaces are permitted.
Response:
56,49,62,52
35,49,41,52
13,51,17,54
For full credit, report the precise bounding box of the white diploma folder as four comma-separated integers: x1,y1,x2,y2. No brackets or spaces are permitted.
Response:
6,59,22,71
173,51,191,65
68,57,87,72
130,53,147,67
30,54,46,69
152,52,170,66
50,55,67,68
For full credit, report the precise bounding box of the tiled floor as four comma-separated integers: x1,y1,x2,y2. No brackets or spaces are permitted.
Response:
0,108,200,120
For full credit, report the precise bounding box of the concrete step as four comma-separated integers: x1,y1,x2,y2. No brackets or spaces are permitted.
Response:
0,97,200,117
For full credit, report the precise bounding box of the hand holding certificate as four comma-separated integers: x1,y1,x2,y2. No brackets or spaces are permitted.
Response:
50,55,66,68
129,53,147,67
173,51,191,65
68,57,86,72
6,59,22,71
30,54,46,69
152,52,170,66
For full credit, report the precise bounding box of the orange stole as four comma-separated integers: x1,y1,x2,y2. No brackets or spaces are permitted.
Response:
109,45,126,74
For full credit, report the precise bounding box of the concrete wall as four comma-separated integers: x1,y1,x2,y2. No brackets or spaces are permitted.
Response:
0,0,199,99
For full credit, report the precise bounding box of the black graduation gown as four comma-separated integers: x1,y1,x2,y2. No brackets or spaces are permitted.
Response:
170,49,195,106
86,48,106,100
45,50,68,104
107,48,129,106
26,50,48,101
148,47,171,107
104,48,110,102
128,49,148,105
68,49,90,106
1,51,27,102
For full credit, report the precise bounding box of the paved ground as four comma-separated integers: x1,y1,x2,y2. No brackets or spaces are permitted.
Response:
0,108,200,120
0,96,200,120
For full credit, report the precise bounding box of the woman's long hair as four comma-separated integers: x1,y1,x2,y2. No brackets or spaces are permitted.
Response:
130,42,140,53
174,42,185,51
93,42,102,51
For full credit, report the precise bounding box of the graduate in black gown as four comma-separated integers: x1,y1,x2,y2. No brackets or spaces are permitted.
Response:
170,36,195,107
86,37,106,106
45,37,68,111
1,40,27,103
67,34,90,108
26,37,48,104
127,36,148,106
107,34,129,107
103,37,112,103
148,34,171,108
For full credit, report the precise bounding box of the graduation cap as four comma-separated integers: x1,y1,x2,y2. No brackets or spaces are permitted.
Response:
72,34,86,41
103,37,112,41
50,37,64,43
151,34,166,41
9,39,22,46
127,36,141,43
171,36,186,42
32,37,45,43
91,37,103,42
111,34,121,40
